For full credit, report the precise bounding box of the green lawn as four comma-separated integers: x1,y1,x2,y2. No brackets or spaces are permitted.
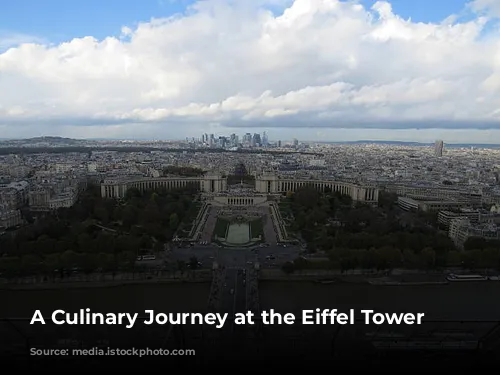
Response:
186,202,203,221
250,218,264,239
278,202,293,219
213,218,229,238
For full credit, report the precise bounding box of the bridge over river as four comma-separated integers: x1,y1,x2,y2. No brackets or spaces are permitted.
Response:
204,262,261,359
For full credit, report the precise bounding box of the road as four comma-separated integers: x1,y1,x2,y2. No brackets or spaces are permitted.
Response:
259,206,278,244
170,239,300,353
170,244,301,269
219,268,248,352
199,207,218,242
220,269,246,320
170,246,216,266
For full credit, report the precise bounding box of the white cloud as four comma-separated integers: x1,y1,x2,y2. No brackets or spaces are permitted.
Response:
0,32,46,51
468,0,500,18
1,0,500,140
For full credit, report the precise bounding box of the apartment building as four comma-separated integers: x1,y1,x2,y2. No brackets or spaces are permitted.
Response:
438,209,480,228
0,209,23,229
387,184,482,207
398,196,469,212
449,218,500,249
0,181,29,209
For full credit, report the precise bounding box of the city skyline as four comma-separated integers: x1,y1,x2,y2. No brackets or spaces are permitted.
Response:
1,0,500,142
3,133,500,147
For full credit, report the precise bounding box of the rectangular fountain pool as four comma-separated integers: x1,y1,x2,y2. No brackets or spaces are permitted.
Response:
225,223,250,244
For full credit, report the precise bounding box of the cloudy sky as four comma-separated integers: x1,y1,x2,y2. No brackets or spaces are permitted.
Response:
1,0,500,142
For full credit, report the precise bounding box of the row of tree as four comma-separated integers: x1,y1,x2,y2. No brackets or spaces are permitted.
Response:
162,166,205,177
0,251,204,278
0,250,132,278
282,246,500,274
0,185,199,277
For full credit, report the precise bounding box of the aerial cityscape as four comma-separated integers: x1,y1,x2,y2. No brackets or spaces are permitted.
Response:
2,0,500,367
2,134,500,363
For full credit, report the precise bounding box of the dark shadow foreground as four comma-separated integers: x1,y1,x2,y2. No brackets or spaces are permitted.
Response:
2,318,500,369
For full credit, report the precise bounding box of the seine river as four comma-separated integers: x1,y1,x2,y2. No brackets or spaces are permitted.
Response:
0,283,211,318
259,282,500,320
1,281,500,320
3,281,500,358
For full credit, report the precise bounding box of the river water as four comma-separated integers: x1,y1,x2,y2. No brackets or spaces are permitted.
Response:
259,281,500,320
0,283,211,318
2,281,499,320
2,281,500,357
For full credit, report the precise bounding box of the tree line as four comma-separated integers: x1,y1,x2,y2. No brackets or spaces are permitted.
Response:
0,185,198,278
281,187,500,272
162,166,205,177
283,246,500,274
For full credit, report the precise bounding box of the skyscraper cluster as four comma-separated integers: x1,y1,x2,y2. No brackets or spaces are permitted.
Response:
200,131,274,148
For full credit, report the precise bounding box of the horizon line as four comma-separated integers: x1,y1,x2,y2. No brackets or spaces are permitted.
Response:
0,136,499,146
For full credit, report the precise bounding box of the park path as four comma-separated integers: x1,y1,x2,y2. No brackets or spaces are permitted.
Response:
261,206,278,244
200,207,217,242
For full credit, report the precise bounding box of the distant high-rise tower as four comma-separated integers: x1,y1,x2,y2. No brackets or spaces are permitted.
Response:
252,133,261,147
243,133,252,144
434,140,444,157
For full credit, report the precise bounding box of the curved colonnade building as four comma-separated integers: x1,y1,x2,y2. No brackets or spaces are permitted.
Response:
100,172,379,205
